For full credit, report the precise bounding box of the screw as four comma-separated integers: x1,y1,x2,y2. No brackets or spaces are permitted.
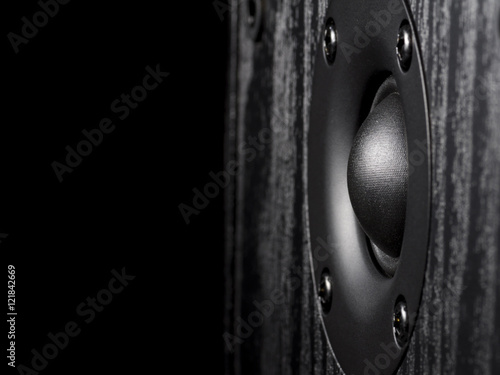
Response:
393,299,409,347
396,22,412,71
318,271,333,313
248,0,257,27
247,0,263,41
323,18,337,65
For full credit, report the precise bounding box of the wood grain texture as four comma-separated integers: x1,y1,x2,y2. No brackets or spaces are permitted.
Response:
225,0,500,374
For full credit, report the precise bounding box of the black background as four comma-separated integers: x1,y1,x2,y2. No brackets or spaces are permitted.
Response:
3,1,227,373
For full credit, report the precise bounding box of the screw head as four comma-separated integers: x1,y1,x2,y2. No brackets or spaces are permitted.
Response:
246,0,263,41
323,18,337,65
393,299,409,347
247,0,257,27
318,271,333,313
396,22,412,71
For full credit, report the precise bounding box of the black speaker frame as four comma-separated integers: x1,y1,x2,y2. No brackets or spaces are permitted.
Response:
307,0,431,374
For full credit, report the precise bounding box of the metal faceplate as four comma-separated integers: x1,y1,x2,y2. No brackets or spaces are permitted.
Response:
307,0,431,374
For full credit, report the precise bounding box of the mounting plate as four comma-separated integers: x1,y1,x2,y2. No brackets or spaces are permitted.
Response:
307,0,431,374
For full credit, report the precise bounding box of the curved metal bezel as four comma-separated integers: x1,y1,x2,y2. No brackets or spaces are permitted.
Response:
307,0,431,374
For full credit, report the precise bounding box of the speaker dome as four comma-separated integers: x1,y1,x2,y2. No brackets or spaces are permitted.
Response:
347,79,408,260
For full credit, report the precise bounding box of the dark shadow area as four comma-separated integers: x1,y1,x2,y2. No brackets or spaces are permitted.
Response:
2,1,227,373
